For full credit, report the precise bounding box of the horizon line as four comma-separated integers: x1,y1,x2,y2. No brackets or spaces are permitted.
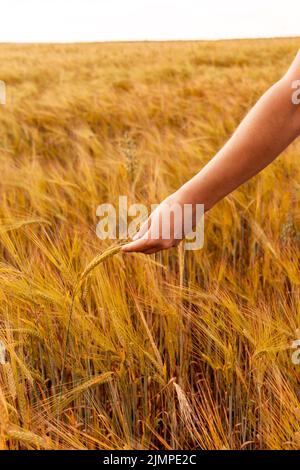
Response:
0,35,299,46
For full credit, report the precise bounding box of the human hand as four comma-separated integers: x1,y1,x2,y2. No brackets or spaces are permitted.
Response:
121,194,186,254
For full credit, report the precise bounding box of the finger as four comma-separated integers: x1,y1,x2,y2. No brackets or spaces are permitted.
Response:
121,233,153,253
143,248,162,254
143,245,171,255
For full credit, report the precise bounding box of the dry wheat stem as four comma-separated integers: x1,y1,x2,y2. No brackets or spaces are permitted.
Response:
58,244,123,416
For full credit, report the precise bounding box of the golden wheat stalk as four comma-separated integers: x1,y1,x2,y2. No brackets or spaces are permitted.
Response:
0,218,50,234
6,424,49,449
56,372,113,413
76,245,122,290
59,244,122,415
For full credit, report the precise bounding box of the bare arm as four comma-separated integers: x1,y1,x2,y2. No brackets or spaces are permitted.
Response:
123,51,300,254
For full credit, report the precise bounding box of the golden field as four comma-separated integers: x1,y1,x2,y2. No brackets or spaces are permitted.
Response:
0,38,300,450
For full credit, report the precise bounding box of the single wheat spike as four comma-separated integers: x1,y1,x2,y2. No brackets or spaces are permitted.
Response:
0,385,8,449
3,363,16,400
6,424,49,449
79,245,121,282
0,385,9,426
173,382,194,427
59,245,122,414
74,245,122,295
57,372,113,412
0,218,50,234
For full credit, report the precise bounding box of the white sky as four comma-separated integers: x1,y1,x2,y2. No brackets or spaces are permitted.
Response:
0,0,299,43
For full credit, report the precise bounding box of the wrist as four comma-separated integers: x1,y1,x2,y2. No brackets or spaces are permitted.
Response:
172,186,212,213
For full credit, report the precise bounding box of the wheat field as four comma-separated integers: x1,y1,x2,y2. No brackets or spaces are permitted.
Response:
0,38,300,450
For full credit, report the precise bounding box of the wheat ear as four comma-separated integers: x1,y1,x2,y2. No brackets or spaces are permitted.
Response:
58,244,122,416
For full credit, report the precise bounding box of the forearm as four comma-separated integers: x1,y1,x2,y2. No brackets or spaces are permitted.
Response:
176,55,300,212
122,52,300,254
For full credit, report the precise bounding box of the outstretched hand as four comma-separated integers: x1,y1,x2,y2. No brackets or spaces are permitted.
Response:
121,195,184,254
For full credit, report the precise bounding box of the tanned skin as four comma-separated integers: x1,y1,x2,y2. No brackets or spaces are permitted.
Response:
122,51,300,255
